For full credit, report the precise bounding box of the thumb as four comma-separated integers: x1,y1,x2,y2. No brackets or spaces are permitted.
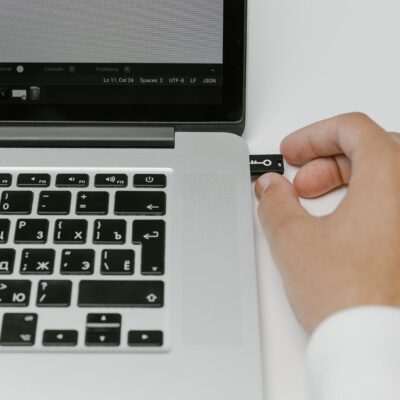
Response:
255,173,314,241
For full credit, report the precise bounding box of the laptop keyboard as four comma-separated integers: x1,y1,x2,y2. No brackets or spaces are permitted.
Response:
0,170,170,351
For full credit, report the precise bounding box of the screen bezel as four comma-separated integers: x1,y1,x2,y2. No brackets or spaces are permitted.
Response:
0,0,247,135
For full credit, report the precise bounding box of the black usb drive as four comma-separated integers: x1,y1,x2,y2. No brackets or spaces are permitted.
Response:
249,155,284,177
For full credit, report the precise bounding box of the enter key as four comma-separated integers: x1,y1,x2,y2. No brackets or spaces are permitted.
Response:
133,220,165,276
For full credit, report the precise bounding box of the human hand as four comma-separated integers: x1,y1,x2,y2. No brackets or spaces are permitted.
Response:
255,113,400,333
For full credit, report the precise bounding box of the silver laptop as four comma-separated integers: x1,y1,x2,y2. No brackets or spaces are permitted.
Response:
0,1,263,399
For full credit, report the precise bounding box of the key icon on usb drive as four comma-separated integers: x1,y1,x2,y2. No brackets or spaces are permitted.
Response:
249,155,284,177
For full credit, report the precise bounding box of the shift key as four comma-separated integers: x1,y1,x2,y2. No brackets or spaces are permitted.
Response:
78,281,164,307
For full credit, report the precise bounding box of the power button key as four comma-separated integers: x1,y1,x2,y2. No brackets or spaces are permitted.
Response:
134,174,167,188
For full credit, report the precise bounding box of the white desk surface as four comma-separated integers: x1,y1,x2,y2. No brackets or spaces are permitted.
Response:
244,0,400,398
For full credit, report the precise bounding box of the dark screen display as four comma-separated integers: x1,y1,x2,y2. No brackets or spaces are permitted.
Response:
0,0,223,106
0,0,246,127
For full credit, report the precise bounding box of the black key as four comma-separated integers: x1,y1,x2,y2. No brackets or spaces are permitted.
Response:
15,219,49,244
54,219,87,244
0,280,31,306
17,174,50,187
128,331,163,347
37,280,72,307
95,174,127,188
76,192,109,215
0,191,33,214
134,174,167,188
87,313,121,325
0,313,37,346
85,330,120,346
0,219,10,243
43,330,78,346
0,174,12,187
101,250,134,275
0,249,15,275
20,249,55,275
56,174,89,188
0,88,10,100
85,313,121,347
38,191,71,215
61,249,95,275
78,281,164,307
93,220,126,244
114,191,166,216
133,220,165,275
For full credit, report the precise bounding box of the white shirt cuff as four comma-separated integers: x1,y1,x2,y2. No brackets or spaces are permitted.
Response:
306,306,400,400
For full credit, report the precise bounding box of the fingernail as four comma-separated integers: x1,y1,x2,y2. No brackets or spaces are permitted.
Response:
257,174,271,193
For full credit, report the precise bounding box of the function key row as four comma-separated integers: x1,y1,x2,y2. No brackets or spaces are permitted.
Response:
0,313,163,347
0,173,167,188
0,191,166,215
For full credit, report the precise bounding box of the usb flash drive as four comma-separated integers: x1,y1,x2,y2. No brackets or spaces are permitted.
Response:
249,154,284,177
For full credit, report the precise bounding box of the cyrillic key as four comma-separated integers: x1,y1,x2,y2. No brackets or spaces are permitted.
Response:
20,249,55,274
93,220,126,244
14,219,49,244
54,219,87,244
78,281,164,307
0,249,15,274
0,280,31,306
101,250,134,275
61,250,94,275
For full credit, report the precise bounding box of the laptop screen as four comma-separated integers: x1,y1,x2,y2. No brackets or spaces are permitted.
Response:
0,0,246,130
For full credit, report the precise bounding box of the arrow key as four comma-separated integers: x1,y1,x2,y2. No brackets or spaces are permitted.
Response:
128,330,163,347
43,330,78,346
85,329,120,347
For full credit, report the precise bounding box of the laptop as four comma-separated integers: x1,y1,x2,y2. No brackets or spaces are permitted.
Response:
0,1,264,399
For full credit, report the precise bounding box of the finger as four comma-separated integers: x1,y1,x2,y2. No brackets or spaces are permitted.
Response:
389,132,400,145
293,155,352,198
281,112,387,167
256,173,315,241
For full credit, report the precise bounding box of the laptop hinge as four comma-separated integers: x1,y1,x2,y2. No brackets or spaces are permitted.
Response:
0,126,175,148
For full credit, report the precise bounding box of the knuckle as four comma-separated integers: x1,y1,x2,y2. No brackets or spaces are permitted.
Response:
345,111,372,123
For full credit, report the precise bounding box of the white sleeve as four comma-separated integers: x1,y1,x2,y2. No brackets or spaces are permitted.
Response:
306,306,400,400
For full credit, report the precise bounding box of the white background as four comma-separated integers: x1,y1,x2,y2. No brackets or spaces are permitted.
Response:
244,0,400,399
